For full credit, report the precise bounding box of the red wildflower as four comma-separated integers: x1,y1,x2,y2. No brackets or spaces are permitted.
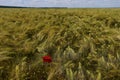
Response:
42,55,52,63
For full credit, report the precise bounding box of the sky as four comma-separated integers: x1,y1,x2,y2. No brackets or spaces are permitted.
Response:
0,0,120,8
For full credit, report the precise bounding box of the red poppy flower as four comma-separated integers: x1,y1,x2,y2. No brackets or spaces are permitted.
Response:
42,55,52,63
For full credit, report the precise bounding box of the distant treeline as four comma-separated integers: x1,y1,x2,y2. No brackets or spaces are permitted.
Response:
0,5,26,8
0,5,67,8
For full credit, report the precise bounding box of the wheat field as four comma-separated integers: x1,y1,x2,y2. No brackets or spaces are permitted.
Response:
0,8,120,80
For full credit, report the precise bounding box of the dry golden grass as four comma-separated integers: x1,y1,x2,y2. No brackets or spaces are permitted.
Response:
0,8,120,80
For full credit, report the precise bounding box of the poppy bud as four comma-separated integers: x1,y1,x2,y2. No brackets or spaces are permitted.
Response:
42,55,52,63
